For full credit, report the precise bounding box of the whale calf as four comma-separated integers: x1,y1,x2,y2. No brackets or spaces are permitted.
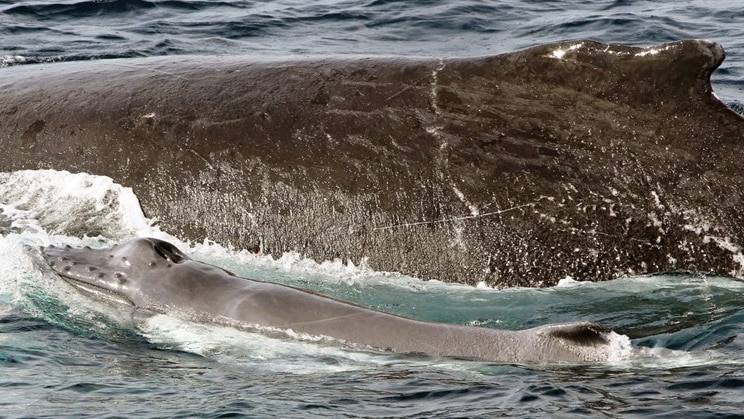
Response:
41,238,618,363
3,39,744,286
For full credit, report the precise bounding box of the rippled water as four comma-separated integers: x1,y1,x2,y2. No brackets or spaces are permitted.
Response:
2,1,744,417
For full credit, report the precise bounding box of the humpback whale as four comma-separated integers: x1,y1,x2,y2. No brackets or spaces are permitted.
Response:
41,238,619,363
2,39,743,286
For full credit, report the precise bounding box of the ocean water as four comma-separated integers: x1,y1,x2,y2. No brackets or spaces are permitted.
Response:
2,1,744,417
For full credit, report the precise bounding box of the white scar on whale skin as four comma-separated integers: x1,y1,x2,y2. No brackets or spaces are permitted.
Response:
430,58,445,115
451,185,480,217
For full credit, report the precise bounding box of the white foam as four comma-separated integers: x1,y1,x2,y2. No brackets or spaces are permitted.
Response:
0,55,26,66
475,281,492,289
605,331,634,364
555,275,591,287
625,345,744,369
0,170,159,239
0,233,46,304
137,313,392,373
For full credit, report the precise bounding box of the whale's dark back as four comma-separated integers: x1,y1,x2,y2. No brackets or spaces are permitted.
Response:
1,40,742,286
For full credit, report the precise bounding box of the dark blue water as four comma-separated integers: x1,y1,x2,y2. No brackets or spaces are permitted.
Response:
2,1,744,417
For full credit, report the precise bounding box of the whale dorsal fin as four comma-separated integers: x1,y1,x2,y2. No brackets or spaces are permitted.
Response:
545,323,612,347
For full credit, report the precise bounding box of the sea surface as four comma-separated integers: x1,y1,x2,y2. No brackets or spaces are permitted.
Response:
1,1,744,417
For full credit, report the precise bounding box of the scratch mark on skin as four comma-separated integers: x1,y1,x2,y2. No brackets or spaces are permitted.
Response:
386,84,416,101
385,58,445,104
374,197,548,231
188,149,214,170
430,58,445,115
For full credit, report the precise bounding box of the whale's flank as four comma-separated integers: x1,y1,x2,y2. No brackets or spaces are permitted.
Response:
2,40,743,286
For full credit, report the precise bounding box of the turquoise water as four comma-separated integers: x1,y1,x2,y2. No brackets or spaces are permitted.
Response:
2,0,744,416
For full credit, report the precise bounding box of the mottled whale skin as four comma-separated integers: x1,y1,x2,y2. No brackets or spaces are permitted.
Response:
3,39,744,286
41,238,616,363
